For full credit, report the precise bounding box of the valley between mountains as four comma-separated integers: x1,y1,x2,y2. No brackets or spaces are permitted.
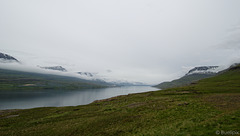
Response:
0,52,240,135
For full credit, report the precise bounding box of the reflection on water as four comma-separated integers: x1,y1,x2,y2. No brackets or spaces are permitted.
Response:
0,86,159,110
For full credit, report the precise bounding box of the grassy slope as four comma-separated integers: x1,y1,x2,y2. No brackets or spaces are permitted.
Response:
0,68,108,90
0,66,240,136
154,73,216,89
167,66,240,93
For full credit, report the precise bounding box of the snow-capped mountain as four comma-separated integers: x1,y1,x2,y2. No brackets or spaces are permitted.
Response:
76,72,146,86
155,66,221,89
185,66,219,76
0,52,19,62
0,52,146,86
39,66,67,72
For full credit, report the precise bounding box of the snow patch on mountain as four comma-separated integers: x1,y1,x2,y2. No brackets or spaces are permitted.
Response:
185,66,221,75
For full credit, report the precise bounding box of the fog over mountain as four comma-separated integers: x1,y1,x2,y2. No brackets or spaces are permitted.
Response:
1,0,240,84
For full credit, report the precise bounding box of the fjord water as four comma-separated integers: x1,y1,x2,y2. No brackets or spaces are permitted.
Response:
0,86,158,110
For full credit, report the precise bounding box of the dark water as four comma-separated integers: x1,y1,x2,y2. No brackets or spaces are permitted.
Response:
0,86,159,110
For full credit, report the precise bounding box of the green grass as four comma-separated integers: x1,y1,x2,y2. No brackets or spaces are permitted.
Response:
154,73,216,89
165,66,240,94
0,65,240,135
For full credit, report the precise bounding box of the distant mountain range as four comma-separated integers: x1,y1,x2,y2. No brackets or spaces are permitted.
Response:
0,68,110,91
108,80,146,86
154,66,221,89
0,52,19,62
76,72,145,86
4,51,232,88
0,52,145,86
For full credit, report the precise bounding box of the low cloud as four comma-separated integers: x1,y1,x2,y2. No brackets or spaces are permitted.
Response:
219,24,240,50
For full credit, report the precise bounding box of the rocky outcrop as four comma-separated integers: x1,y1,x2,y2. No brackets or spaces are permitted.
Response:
40,66,67,72
186,66,219,75
0,52,19,62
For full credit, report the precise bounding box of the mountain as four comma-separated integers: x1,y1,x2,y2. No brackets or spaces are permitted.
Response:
39,66,67,72
108,80,146,86
0,52,19,62
181,63,240,93
0,68,108,90
76,72,146,86
0,52,144,86
229,63,240,69
154,66,220,89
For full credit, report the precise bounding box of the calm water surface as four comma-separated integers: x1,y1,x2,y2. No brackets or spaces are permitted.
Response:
0,86,159,110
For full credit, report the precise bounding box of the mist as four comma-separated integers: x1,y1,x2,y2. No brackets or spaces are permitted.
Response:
1,0,240,84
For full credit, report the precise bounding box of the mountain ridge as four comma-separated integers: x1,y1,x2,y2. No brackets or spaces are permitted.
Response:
0,52,19,62
185,66,219,75
0,68,109,90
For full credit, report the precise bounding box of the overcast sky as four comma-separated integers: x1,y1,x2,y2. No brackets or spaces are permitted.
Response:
1,0,240,84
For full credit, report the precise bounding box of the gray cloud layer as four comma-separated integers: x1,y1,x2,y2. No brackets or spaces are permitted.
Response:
1,0,240,84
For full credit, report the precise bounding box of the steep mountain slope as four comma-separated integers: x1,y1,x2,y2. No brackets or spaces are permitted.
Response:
0,68,108,90
0,52,19,62
155,66,219,89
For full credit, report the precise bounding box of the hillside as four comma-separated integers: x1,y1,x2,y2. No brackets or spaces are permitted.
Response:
0,68,109,91
0,65,239,135
185,64,240,93
154,66,219,89
154,73,216,89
